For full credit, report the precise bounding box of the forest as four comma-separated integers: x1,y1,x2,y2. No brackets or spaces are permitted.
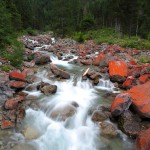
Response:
0,0,150,56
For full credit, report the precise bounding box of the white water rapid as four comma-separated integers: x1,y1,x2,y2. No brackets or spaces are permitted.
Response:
12,41,134,150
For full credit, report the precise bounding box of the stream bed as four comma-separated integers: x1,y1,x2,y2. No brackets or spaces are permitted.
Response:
10,46,135,150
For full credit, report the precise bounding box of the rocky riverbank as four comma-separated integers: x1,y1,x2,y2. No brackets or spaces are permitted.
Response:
0,34,150,150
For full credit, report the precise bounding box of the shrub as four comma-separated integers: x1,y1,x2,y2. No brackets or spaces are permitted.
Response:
3,40,24,68
140,58,150,63
73,32,84,43
0,65,12,72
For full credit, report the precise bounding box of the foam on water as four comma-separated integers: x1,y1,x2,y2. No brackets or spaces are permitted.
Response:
14,39,134,150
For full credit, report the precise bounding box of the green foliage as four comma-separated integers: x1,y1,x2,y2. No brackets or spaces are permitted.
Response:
73,32,84,43
0,1,12,48
140,58,150,63
72,28,150,49
3,40,24,68
0,65,12,72
80,14,95,31
26,28,38,36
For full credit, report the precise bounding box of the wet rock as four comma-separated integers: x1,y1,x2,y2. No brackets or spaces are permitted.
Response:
9,71,26,82
34,54,51,65
1,120,15,129
111,93,132,117
136,128,150,150
90,72,101,80
71,101,79,107
41,84,57,95
127,81,150,118
99,122,118,138
12,144,36,150
22,126,40,140
109,61,128,83
5,99,18,110
9,81,27,89
37,82,57,95
18,91,28,96
110,75,126,83
50,64,70,79
25,84,37,91
92,110,110,122
93,53,106,66
0,84,14,103
118,110,141,137
93,77,99,85
80,59,93,65
50,104,76,121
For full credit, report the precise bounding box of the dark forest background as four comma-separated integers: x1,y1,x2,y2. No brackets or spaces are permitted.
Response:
0,0,150,68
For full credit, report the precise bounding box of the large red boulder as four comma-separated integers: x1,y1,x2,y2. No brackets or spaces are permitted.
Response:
109,60,128,77
136,128,150,150
128,81,150,118
111,93,132,117
9,71,26,81
93,53,106,66
109,60,128,83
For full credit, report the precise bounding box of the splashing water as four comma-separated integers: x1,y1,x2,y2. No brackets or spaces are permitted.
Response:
12,44,134,150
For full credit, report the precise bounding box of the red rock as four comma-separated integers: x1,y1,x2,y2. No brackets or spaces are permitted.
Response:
5,99,18,110
122,76,136,89
128,81,150,118
139,74,150,84
109,60,128,77
9,81,27,89
93,53,106,66
9,71,26,81
1,120,15,129
128,60,137,65
132,49,139,55
111,93,132,117
136,128,150,150
128,65,143,77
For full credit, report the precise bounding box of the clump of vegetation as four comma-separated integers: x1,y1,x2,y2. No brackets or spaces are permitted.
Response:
0,65,13,72
72,28,150,49
73,32,84,43
2,39,24,68
140,57,150,63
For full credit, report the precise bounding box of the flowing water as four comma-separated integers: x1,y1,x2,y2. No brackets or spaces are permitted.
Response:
12,41,135,150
